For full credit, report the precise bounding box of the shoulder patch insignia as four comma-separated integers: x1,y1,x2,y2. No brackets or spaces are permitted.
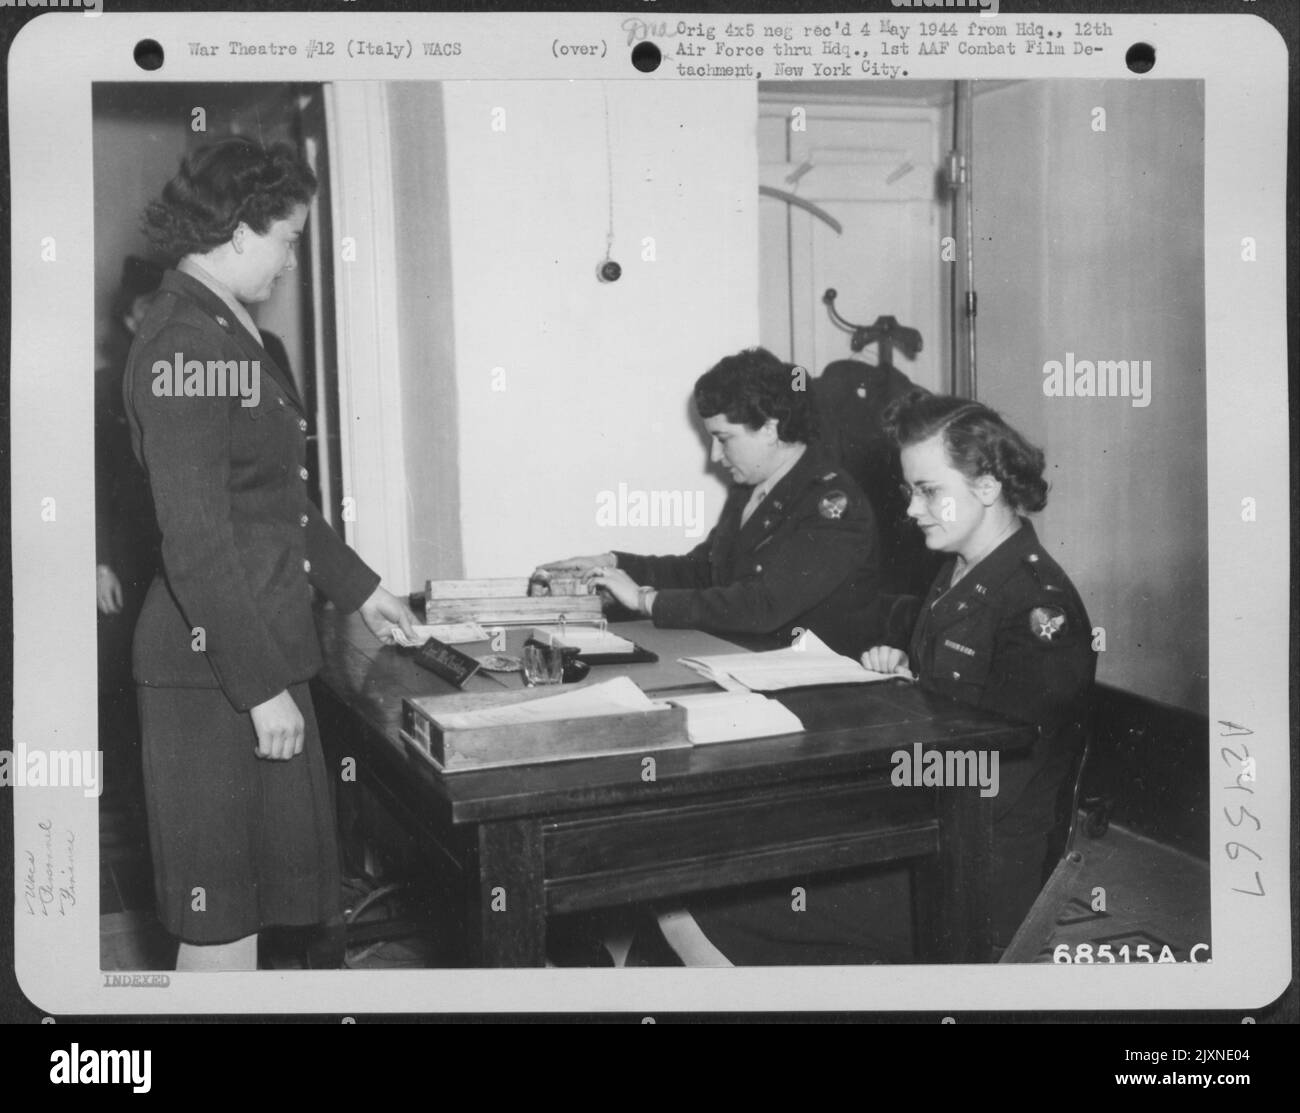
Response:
818,490,848,520
1029,605,1068,642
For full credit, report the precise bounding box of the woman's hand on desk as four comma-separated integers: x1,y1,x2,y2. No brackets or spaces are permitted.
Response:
862,646,912,676
359,586,419,646
533,553,617,578
251,691,305,761
585,566,642,611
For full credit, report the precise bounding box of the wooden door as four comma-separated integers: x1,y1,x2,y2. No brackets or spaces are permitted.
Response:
757,92,950,393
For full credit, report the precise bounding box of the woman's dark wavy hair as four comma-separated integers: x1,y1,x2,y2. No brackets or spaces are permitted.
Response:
883,389,1049,514
693,347,817,445
142,137,317,260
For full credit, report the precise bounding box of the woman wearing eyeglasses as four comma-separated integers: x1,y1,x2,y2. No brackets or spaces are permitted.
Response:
861,390,1097,949
680,391,1095,962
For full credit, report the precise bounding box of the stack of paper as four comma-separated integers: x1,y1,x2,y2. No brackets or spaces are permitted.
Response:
531,625,637,656
678,631,895,691
666,691,804,745
428,677,664,731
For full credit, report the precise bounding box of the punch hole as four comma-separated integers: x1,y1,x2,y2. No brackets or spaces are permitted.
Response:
134,39,165,71
631,42,662,73
1124,42,1155,74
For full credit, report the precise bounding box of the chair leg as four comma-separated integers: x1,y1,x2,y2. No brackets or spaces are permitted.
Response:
655,908,735,967
603,930,635,968
998,851,1086,964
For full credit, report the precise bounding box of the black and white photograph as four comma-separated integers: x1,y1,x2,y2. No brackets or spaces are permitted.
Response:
4,7,1291,1023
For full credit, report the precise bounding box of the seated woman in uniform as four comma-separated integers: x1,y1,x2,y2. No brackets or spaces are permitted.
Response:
535,347,882,657
669,390,1095,963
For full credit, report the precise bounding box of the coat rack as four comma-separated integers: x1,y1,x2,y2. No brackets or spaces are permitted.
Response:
822,289,923,368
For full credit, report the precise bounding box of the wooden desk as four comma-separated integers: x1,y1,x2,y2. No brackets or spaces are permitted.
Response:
312,609,1033,966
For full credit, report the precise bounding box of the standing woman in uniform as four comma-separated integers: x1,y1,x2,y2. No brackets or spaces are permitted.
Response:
125,138,416,971
864,390,1097,948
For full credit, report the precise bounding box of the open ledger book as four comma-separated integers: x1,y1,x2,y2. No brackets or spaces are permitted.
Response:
678,630,901,692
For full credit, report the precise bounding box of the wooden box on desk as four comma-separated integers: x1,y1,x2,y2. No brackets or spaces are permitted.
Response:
401,688,690,774
423,577,603,626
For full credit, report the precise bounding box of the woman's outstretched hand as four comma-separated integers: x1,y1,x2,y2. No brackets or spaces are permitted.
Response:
359,585,419,646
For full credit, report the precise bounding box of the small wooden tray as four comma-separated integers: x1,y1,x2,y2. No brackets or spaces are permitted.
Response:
401,687,689,773
523,636,659,667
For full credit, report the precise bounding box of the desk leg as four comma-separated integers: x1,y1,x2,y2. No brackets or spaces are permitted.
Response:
915,789,993,963
467,819,547,967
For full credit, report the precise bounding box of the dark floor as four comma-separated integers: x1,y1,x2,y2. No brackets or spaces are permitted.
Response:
101,778,1211,970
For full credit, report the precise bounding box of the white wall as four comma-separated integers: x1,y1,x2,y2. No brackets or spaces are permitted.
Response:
972,81,1207,713
435,81,760,576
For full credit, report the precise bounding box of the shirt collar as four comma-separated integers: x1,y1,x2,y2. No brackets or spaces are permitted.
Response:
939,519,1041,601
751,443,806,501
177,257,262,344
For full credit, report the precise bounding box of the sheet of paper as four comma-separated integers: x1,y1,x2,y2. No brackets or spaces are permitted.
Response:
678,631,899,692
392,623,489,647
430,676,662,730
667,691,804,745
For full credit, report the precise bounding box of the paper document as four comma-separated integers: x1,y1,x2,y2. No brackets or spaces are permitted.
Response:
667,691,804,745
393,623,489,646
429,677,663,731
678,631,897,692
531,626,637,656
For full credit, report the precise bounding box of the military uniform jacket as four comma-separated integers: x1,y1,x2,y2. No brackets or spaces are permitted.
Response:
811,358,941,597
895,521,1096,823
613,444,881,656
124,270,380,712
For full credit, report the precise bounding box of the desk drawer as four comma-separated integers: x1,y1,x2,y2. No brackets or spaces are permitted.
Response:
542,781,936,913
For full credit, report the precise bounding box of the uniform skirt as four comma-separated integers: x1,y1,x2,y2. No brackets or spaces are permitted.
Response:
138,680,340,945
